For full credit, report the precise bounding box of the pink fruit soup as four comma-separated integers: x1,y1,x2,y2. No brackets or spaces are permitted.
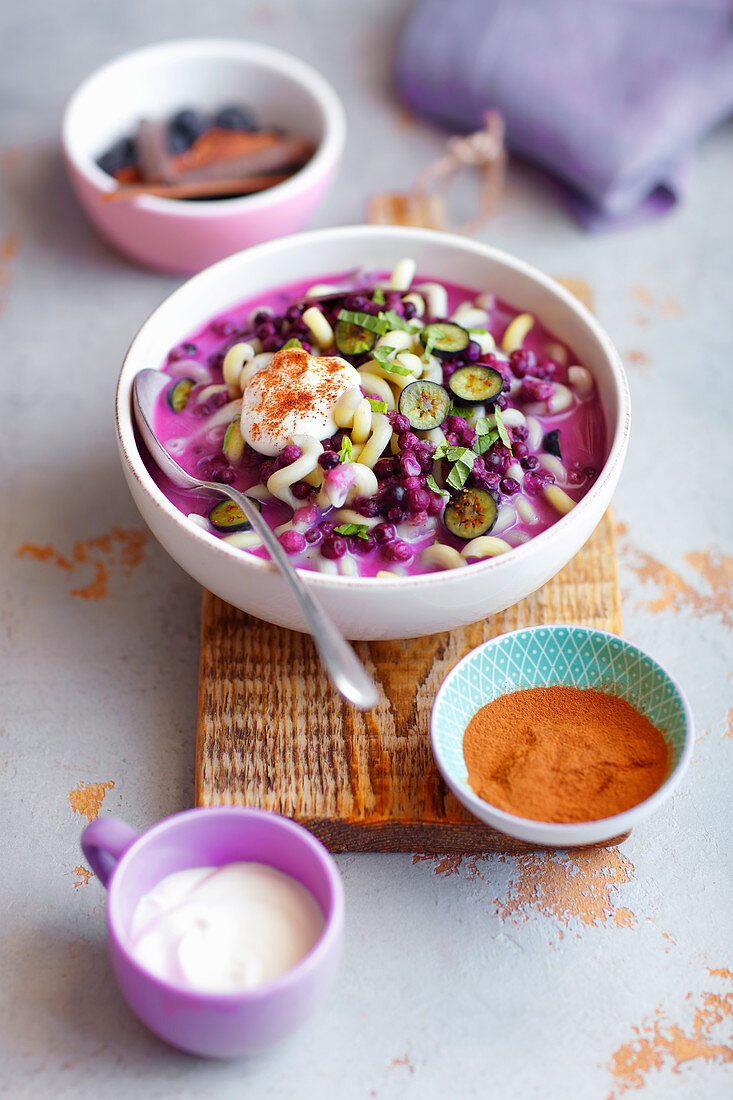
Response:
148,266,606,577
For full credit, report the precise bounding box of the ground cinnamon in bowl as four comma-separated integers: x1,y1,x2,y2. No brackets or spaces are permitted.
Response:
462,686,671,824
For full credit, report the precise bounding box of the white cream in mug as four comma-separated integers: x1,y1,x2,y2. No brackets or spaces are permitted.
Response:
129,862,325,993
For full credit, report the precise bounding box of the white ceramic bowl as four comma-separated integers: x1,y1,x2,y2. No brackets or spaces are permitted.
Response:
431,627,694,846
116,225,631,640
62,39,346,274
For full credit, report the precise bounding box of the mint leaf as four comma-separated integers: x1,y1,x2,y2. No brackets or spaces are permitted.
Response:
281,337,303,350
337,309,389,335
366,397,388,413
474,417,492,436
432,442,449,461
449,400,474,419
446,461,473,491
421,328,438,361
426,473,449,498
339,436,353,463
372,286,385,304
494,406,512,450
377,309,421,334
473,428,499,455
446,446,476,467
372,346,411,375
334,523,370,539
468,327,487,334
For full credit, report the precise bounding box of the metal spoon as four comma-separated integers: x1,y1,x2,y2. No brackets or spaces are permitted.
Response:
133,369,379,711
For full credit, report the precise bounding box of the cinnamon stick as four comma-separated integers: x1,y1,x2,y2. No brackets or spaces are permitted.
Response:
179,135,315,184
102,173,290,203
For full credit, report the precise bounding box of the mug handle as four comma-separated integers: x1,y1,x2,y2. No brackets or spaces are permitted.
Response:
81,816,140,888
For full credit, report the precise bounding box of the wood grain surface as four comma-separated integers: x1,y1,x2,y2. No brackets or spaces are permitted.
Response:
196,509,624,852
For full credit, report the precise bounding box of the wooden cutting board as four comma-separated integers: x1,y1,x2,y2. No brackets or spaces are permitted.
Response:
196,509,624,852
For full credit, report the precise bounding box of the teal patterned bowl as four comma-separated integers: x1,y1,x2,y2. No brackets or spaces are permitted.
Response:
430,626,693,846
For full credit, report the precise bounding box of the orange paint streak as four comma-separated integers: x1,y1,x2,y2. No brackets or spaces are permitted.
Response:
414,848,635,931
497,848,635,930
412,853,464,876
607,977,733,1096
631,287,682,317
620,543,732,628
725,711,733,740
70,865,93,888
626,350,650,367
0,233,17,308
70,560,109,600
708,968,733,980
68,781,114,822
17,526,149,599
389,1055,414,1074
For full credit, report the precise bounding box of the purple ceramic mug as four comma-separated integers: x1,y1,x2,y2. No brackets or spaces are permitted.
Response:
81,807,345,1057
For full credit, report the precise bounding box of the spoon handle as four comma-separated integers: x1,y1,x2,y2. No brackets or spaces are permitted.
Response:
215,484,380,711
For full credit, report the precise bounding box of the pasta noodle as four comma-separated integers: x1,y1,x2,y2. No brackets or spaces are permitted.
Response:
422,544,465,570
302,306,334,349
547,383,573,414
402,291,425,317
222,530,263,549
187,513,210,530
451,304,489,329
195,383,230,405
501,312,534,352
222,342,256,388
461,535,512,559
356,372,395,409
539,453,568,484
526,415,543,451
544,484,576,514
356,412,392,469
516,497,539,525
415,281,448,318
375,329,414,354
389,258,417,291
568,365,595,398
239,352,274,392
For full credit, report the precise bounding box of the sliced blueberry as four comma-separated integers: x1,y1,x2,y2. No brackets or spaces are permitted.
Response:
213,105,257,132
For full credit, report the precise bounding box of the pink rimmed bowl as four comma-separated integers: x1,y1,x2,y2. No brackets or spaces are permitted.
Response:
81,808,345,1058
62,38,346,274
115,224,631,640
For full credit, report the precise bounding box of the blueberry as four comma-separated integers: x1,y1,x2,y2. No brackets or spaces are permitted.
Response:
167,125,194,154
97,136,137,176
172,109,204,138
214,105,257,132
167,109,205,153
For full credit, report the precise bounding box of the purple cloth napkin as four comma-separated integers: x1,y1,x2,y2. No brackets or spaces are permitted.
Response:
395,0,733,229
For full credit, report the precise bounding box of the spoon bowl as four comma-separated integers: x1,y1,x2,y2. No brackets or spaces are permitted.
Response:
133,369,378,711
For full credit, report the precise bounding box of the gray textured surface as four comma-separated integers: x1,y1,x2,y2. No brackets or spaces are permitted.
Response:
1,2,732,1098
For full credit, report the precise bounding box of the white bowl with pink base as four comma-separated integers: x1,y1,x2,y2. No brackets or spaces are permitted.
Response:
116,225,630,641
62,39,346,275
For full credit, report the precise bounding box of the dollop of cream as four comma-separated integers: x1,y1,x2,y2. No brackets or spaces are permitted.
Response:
239,347,361,456
129,862,325,993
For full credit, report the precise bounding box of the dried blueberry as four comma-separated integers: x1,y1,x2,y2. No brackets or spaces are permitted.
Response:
214,105,257,132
